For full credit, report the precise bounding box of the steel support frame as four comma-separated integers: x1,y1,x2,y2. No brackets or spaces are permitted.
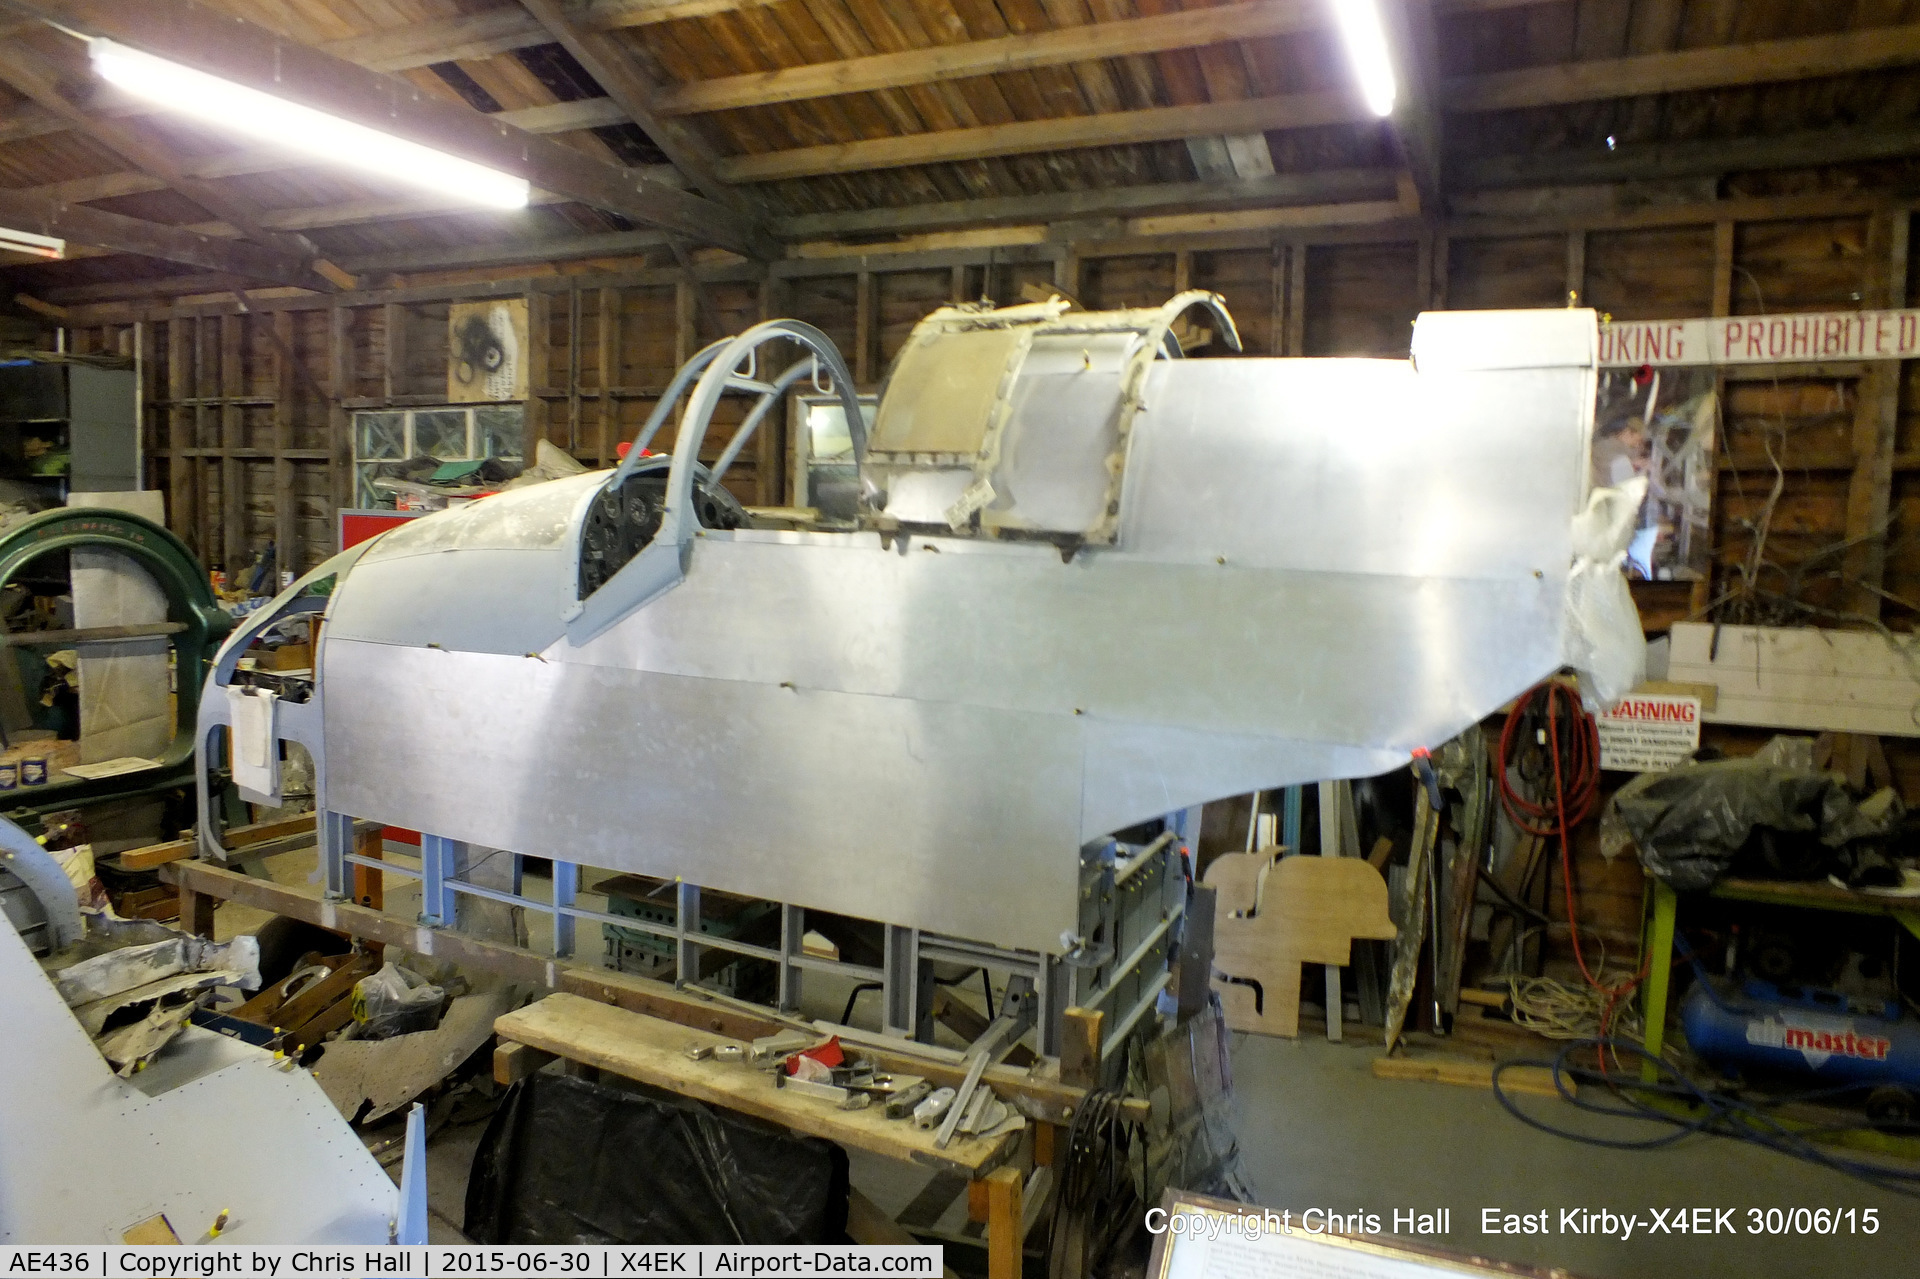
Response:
316,807,1189,1061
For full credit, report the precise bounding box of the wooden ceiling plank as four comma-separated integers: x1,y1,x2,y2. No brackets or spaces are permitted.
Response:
0,42,323,262
1449,20,1920,113
717,16,1920,185
1034,0,1127,114
651,0,1321,117
1128,0,1256,183
581,0,797,32
15,106,651,221
975,0,1110,199
517,0,761,215
716,90,1366,181
0,185,327,288
495,96,633,132
8,0,770,256
1463,121,1920,189
317,6,550,72
780,166,1401,236
899,0,1048,202
1384,0,1444,211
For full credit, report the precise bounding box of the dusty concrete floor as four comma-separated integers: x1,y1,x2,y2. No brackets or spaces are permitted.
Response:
383,1021,1919,1276
1230,1031,1919,1279
211,884,1917,1276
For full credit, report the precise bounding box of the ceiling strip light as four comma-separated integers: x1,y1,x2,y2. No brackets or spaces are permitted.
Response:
1329,0,1399,119
0,227,65,260
89,39,530,210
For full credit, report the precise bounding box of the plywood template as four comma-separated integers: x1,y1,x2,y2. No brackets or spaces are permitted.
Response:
1206,851,1396,1038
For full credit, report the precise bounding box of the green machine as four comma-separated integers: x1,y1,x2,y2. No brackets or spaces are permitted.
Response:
0,507,231,831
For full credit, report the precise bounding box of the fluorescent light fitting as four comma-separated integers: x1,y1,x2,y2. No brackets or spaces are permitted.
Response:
89,39,530,210
0,226,64,260
1329,0,1398,118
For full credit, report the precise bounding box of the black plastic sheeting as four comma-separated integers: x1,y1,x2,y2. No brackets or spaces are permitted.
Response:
465,1073,849,1244
1605,759,1905,893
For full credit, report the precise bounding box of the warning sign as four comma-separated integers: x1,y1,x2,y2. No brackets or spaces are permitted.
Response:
1597,693,1702,772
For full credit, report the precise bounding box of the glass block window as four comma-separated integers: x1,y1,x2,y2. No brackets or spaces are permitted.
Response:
351,405,523,508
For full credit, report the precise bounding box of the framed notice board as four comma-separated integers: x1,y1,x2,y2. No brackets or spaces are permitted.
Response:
1147,1192,1574,1279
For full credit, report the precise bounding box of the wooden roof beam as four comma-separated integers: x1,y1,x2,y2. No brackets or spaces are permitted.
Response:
0,43,327,268
1450,20,1920,112
0,186,329,289
17,98,653,208
7,0,772,258
646,0,1557,117
779,169,1400,237
316,6,550,72
718,92,1367,182
653,0,1324,116
1382,0,1445,214
1462,122,1920,189
717,18,1920,183
516,0,761,216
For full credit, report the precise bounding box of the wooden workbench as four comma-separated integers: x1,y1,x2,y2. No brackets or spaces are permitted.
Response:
494,994,1035,1279
495,992,1021,1178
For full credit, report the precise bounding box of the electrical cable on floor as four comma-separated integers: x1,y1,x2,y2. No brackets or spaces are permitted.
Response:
1506,974,1643,1043
1491,1039,1920,1199
1497,681,1646,1039
1045,1090,1142,1279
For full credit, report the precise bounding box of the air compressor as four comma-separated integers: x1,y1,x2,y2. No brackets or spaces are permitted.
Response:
1681,976,1920,1123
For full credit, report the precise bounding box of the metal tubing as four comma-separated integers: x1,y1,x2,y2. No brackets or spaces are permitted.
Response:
343,853,419,880
675,882,702,988
418,834,458,927
778,902,804,1012
620,338,729,473
319,809,353,901
1076,905,1182,1012
1113,830,1176,885
713,358,814,483
552,860,579,958
917,937,1043,976
883,924,919,1039
1100,971,1172,1059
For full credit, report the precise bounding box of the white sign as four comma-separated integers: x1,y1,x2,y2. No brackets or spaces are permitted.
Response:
1597,693,1702,772
1598,309,1920,368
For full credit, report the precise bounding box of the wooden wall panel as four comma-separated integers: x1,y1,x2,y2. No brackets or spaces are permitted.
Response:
1193,247,1279,356
1081,254,1176,310
1883,472,1920,614
1302,242,1418,358
1585,226,1717,321
788,275,858,380
1446,235,1566,311
876,269,948,367
1731,217,1873,315
695,281,762,348
291,309,330,452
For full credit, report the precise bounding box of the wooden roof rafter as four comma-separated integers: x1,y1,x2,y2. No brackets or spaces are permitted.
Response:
1,0,776,258
516,0,762,215
701,18,1920,183
0,184,333,289
0,40,335,272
